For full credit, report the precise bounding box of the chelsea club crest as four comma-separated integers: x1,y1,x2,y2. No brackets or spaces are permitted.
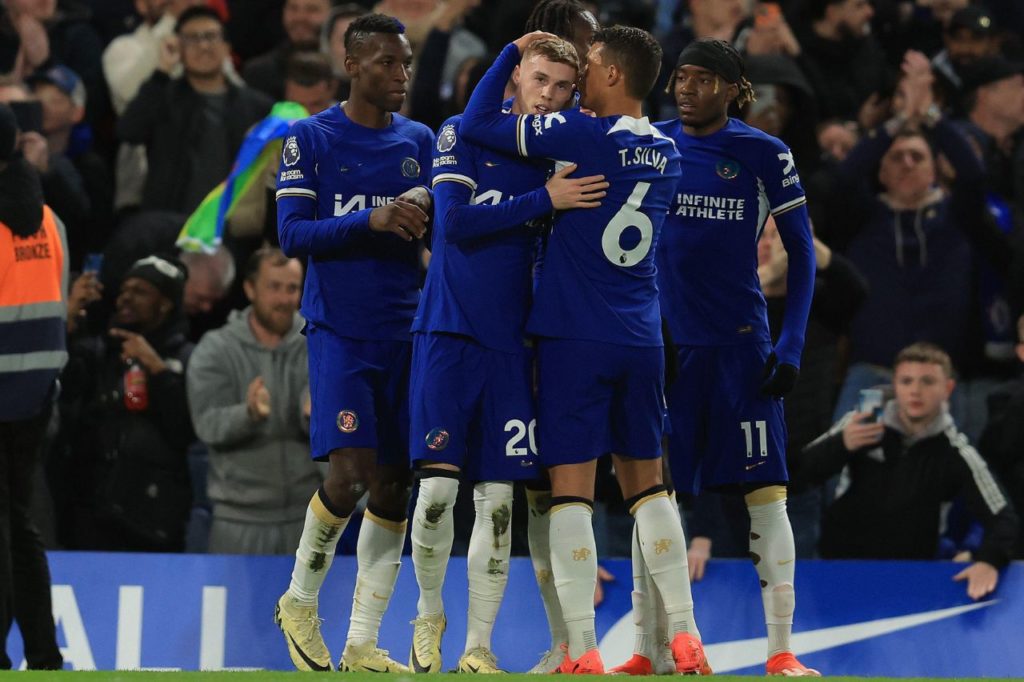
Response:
715,159,739,180
401,157,421,178
282,136,300,167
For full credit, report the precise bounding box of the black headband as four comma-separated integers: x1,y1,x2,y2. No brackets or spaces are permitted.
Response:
675,41,742,84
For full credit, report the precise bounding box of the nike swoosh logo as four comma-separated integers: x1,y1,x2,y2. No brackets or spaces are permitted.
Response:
411,649,434,673
362,665,385,673
777,558,795,565
599,600,996,672
466,664,480,672
745,461,766,471
287,634,331,672
484,161,500,167
372,592,388,600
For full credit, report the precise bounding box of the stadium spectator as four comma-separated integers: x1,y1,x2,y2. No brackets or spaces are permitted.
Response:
57,254,195,552
27,64,113,258
0,80,90,268
0,102,64,671
979,314,1024,559
932,5,1002,117
407,0,483,131
794,0,892,127
103,0,201,115
825,50,992,418
1,0,48,80
187,248,322,555
116,6,272,214
735,1,801,59
742,54,820,176
798,342,1018,600
957,57,1024,215
242,0,332,100
321,3,365,102
36,0,109,125
949,56,1024,439
283,49,336,116
103,0,237,212
178,246,236,340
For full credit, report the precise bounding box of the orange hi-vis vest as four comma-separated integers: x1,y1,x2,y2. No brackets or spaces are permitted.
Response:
0,205,69,420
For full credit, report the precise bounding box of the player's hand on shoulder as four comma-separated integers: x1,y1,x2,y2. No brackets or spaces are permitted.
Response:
514,31,559,54
840,411,885,451
759,351,799,398
546,163,608,210
369,199,429,241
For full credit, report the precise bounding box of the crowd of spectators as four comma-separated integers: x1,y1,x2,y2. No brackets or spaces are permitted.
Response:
1,0,1022,578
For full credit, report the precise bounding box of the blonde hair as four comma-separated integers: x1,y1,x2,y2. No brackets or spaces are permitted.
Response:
522,38,580,73
894,342,954,378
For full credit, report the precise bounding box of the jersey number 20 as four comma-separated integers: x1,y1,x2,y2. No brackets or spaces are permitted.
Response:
602,181,652,267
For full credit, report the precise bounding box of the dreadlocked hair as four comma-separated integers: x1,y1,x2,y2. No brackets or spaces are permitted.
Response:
525,0,589,44
714,39,755,108
344,13,405,54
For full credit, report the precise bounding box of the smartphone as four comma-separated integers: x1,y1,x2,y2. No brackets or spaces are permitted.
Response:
755,2,782,28
83,252,104,275
858,388,884,422
8,100,43,134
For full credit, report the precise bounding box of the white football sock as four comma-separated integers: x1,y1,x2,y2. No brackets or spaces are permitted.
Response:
465,481,514,653
346,510,407,647
632,492,699,640
526,488,567,650
630,522,655,660
549,502,598,660
288,490,348,605
746,488,796,658
411,475,459,617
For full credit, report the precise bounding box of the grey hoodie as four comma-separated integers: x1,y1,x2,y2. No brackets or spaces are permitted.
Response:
187,307,322,523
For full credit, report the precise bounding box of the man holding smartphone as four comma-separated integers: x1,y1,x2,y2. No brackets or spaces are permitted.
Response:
798,342,1018,599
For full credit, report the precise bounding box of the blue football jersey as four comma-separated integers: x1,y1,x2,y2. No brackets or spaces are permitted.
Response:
413,114,553,354
276,105,434,340
460,44,683,347
654,117,807,348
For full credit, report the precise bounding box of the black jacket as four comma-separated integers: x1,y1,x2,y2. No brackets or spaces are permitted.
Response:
116,71,272,214
58,317,195,551
797,403,1018,567
979,376,1024,559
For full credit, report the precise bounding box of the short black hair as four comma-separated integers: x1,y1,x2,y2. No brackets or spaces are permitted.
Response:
175,6,224,34
286,50,334,86
344,13,405,56
593,25,663,100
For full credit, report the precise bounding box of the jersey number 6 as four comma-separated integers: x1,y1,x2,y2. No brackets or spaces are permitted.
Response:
602,181,653,267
